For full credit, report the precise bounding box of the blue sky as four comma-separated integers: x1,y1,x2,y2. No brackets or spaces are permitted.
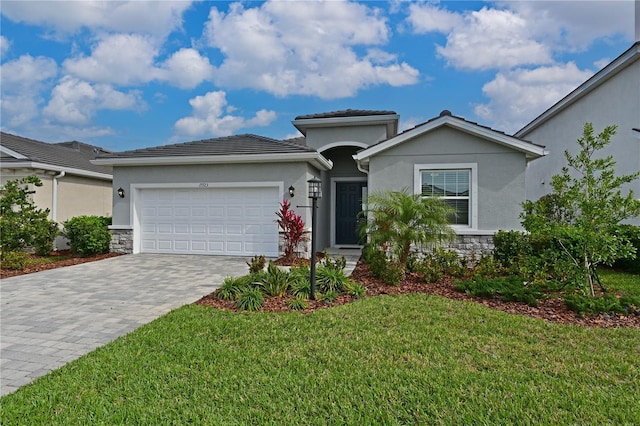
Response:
0,1,636,152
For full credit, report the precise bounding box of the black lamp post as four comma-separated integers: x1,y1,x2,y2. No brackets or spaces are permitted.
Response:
308,177,322,300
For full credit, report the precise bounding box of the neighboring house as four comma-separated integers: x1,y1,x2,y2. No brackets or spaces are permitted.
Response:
93,109,546,257
516,42,640,225
0,132,114,224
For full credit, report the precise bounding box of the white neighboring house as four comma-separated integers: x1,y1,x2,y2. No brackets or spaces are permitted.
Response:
516,42,640,225
1,132,113,234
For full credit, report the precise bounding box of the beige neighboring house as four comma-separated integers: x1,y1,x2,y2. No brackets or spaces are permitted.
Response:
0,132,113,226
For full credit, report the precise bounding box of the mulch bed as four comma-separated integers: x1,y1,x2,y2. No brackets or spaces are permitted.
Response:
0,250,122,279
197,259,640,328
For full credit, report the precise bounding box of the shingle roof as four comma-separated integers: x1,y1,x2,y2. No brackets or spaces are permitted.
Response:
98,134,317,159
294,109,397,120
0,132,113,175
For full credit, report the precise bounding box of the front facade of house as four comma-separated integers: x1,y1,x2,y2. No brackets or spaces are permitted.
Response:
0,133,113,223
95,110,546,257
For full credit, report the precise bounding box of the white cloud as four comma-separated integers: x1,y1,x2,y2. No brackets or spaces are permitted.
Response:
63,34,161,86
204,0,419,98
473,62,594,133
63,34,214,89
43,76,145,125
1,1,192,38
0,54,58,126
174,91,277,137
0,36,10,55
406,3,462,34
159,48,216,89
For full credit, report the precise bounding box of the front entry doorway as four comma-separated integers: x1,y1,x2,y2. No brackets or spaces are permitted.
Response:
335,181,367,245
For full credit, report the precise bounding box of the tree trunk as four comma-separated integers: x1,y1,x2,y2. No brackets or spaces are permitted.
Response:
584,253,594,297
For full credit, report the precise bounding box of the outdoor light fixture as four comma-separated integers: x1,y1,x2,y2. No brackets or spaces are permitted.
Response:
117,187,125,198
288,185,295,197
308,177,322,199
307,177,322,300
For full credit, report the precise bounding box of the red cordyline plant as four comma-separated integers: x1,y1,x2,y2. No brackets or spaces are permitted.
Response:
276,199,308,260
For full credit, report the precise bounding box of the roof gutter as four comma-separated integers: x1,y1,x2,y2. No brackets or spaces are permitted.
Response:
52,171,66,222
92,152,334,171
0,161,112,181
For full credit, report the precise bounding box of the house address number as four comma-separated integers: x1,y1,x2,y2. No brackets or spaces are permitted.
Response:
198,183,209,188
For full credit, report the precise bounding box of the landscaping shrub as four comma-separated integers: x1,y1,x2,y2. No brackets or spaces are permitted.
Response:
470,252,504,279
246,255,266,274
455,277,544,307
256,262,290,297
32,219,59,256
1,250,29,270
320,250,346,271
612,225,640,273
316,265,349,292
493,230,531,271
0,176,55,253
425,248,466,278
215,277,248,301
235,287,264,311
276,199,307,260
344,280,366,298
288,296,308,310
381,261,405,286
321,289,339,302
63,216,111,256
363,244,388,278
564,294,640,316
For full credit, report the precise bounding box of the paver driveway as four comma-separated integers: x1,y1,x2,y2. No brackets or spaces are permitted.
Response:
0,253,247,396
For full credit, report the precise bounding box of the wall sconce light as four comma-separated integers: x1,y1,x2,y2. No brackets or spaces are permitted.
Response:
288,185,295,197
117,187,125,198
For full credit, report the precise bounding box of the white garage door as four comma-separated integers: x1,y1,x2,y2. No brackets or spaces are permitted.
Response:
140,186,279,256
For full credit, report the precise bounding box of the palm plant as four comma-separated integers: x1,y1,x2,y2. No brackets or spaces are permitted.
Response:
360,189,454,268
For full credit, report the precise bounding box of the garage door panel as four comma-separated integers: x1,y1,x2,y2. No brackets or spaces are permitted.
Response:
140,186,279,256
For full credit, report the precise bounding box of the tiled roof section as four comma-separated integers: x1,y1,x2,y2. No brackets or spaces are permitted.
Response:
0,132,113,175
98,134,317,159
282,136,307,146
393,110,545,149
295,109,397,120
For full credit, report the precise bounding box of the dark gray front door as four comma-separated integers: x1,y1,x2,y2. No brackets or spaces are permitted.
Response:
335,181,367,245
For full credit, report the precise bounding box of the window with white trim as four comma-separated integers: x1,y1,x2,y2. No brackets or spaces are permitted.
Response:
420,169,470,226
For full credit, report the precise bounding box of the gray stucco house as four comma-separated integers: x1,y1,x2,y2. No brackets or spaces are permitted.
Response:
93,109,546,257
516,41,640,225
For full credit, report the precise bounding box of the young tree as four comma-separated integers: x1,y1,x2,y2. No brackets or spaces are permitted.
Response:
0,176,58,254
361,189,454,268
522,123,640,296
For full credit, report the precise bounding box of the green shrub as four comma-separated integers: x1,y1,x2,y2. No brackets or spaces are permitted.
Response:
425,248,466,278
316,265,349,292
246,255,266,274
455,277,544,307
344,280,366,297
320,251,346,271
364,245,388,278
257,262,290,297
32,220,59,256
405,251,422,274
564,294,639,316
288,296,308,310
290,278,311,299
471,252,504,279
1,251,29,270
321,289,339,302
381,261,405,286
235,287,264,311
422,260,443,283
289,264,311,298
493,230,531,271
215,277,248,301
63,216,111,256
612,225,640,272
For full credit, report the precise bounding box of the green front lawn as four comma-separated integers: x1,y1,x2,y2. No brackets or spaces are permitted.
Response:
2,295,639,424
599,268,640,296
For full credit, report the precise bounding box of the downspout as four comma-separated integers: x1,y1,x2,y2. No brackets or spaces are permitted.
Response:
353,155,369,175
52,171,66,222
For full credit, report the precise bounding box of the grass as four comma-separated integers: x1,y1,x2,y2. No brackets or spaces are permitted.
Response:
599,268,640,296
25,255,70,266
2,295,639,424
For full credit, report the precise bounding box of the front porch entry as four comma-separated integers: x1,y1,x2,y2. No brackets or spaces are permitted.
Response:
334,180,367,246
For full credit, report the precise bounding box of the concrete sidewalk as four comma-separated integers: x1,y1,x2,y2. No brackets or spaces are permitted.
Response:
0,254,247,396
